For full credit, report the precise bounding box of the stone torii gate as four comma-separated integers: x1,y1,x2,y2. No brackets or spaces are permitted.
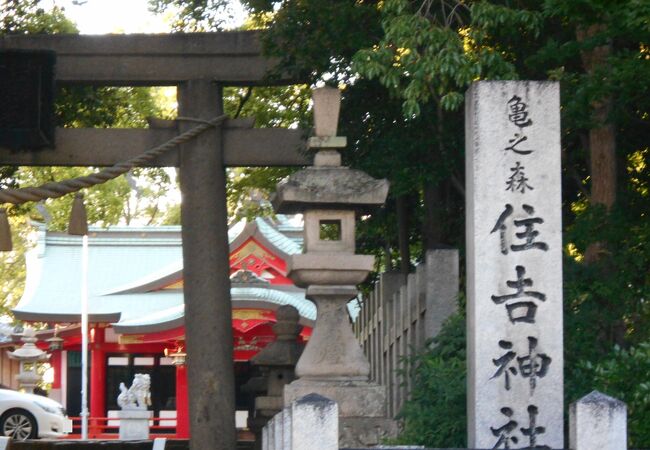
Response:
0,31,307,450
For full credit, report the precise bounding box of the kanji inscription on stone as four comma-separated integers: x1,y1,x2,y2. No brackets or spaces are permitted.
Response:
466,81,563,449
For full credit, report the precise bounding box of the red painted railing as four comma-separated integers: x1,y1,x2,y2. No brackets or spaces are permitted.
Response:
63,417,255,442
65,416,177,439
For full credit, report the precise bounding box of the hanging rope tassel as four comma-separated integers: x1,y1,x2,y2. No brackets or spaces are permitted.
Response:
68,193,88,236
0,208,12,252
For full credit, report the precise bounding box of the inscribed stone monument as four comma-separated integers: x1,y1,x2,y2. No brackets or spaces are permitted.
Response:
466,81,563,449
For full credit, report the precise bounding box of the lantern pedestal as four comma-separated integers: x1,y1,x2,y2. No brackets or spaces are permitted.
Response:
282,285,398,447
284,379,386,417
284,378,398,447
295,285,369,380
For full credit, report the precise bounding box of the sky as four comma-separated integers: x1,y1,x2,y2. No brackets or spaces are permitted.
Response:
43,0,245,34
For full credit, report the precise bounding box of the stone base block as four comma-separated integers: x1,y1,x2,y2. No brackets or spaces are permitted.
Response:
117,410,150,440
339,417,399,448
255,395,284,417
248,414,268,430
255,395,283,411
284,379,387,417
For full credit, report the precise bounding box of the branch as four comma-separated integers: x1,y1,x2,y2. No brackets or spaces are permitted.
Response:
418,0,434,17
146,203,160,226
450,172,465,198
446,0,470,27
234,87,253,119
569,165,591,200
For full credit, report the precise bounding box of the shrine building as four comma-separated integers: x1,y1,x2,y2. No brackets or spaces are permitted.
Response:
10,215,314,438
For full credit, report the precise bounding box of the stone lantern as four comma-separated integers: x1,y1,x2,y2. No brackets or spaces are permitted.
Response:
248,305,304,448
272,87,396,446
7,327,50,394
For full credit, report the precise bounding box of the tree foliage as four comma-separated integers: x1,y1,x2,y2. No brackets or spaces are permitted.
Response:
149,0,240,31
352,0,538,116
577,343,650,446
1,1,75,34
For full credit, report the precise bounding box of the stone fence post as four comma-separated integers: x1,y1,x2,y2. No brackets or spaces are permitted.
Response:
262,393,338,450
570,391,627,450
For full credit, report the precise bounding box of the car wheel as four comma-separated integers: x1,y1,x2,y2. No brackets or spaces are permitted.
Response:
0,409,38,440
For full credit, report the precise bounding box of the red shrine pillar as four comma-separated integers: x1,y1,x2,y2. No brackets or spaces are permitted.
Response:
176,364,190,438
49,351,62,402
90,326,106,437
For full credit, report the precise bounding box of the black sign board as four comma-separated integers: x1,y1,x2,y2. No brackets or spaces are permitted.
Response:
0,49,56,150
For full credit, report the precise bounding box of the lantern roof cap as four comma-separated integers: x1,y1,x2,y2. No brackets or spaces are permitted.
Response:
272,166,389,214
7,347,49,360
7,328,49,361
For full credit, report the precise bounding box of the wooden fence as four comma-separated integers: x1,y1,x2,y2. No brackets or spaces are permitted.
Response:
353,249,459,418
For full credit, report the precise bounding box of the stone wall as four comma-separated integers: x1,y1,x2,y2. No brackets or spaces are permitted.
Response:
352,249,459,418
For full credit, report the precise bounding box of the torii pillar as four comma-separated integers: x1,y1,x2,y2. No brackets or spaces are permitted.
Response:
178,80,235,447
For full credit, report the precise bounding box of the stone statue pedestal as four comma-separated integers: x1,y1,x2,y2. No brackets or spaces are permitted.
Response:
118,410,150,440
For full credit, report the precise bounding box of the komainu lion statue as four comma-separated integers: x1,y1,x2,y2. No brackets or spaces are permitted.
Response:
117,373,152,410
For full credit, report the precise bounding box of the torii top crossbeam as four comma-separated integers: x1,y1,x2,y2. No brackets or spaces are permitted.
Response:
0,31,286,85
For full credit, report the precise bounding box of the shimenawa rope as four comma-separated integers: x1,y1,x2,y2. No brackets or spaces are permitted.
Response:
0,115,227,205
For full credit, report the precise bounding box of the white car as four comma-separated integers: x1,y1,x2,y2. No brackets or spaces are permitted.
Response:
0,389,72,440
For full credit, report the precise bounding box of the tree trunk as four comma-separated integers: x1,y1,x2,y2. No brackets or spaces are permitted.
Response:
396,194,410,274
421,99,448,252
422,182,444,251
577,24,626,346
384,241,392,271
577,23,617,263
588,110,617,209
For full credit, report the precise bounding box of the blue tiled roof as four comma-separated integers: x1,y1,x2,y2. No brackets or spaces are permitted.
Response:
113,286,316,333
231,287,315,321
254,217,301,255
13,219,312,328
